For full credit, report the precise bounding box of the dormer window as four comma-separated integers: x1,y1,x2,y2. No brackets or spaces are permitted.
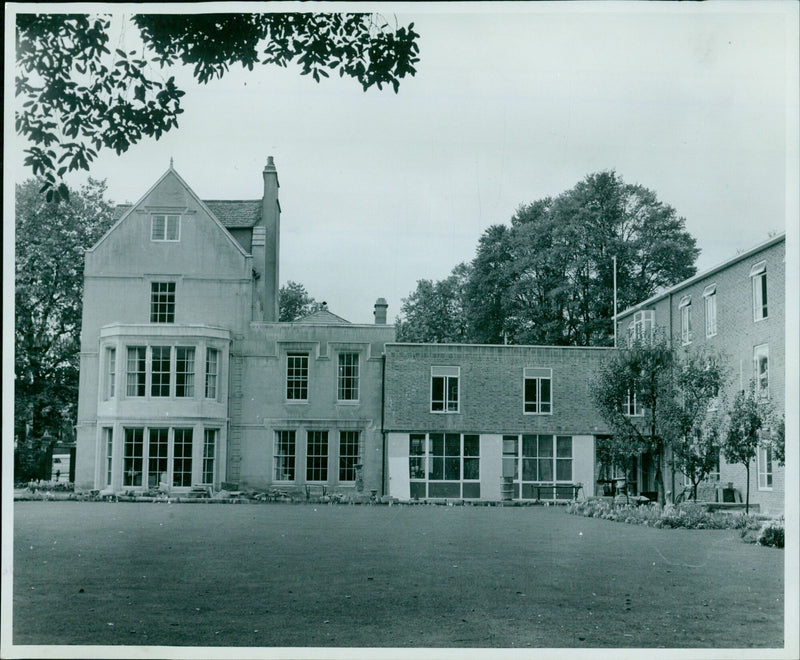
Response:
151,214,180,241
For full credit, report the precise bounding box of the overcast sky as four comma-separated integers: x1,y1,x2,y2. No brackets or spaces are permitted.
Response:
9,2,798,324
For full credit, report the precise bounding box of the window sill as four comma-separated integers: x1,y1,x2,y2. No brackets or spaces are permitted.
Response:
523,411,553,416
430,410,460,414
336,401,360,406
285,400,309,405
757,486,774,492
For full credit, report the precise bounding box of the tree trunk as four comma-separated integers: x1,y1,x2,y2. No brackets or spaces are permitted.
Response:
745,463,750,515
693,480,698,501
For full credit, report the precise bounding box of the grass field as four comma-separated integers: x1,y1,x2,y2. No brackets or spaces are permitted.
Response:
12,501,784,649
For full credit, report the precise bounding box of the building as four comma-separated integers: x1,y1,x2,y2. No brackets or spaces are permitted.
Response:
615,234,786,513
75,159,784,513
75,159,392,497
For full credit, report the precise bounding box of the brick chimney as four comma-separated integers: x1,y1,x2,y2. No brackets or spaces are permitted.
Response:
257,156,280,321
373,298,388,324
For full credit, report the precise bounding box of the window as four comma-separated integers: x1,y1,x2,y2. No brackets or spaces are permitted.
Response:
758,445,773,490
203,429,217,485
150,282,176,323
205,348,219,399
751,260,768,321
151,214,180,241
408,433,480,499
172,428,193,487
106,348,116,399
103,428,113,487
680,296,692,345
431,366,459,413
126,347,146,397
754,344,769,396
624,390,643,416
148,428,169,488
507,434,575,500
274,431,296,481
703,284,717,338
150,346,171,397
339,431,359,482
286,353,309,401
123,428,144,487
524,367,552,414
306,431,329,482
337,353,359,401
175,347,195,397
628,310,654,345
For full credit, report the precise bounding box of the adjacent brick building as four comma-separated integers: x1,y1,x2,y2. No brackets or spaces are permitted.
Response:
615,234,786,513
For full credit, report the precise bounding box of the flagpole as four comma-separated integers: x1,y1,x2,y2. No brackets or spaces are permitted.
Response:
613,255,618,348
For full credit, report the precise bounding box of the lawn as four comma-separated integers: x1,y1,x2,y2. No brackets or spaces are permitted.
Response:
12,501,784,649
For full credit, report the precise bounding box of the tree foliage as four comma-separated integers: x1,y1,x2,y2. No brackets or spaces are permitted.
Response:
15,178,116,480
395,263,470,343
721,382,774,514
279,281,316,322
15,12,421,200
397,171,698,347
591,332,726,504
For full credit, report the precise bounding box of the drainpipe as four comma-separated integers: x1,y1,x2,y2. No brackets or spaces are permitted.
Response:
381,353,387,498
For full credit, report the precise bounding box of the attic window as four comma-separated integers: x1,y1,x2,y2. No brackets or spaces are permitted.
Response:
152,214,181,241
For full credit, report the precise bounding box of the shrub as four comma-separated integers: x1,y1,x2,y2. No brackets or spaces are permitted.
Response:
758,519,784,548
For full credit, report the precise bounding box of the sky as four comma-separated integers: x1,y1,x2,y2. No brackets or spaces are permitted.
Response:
7,1,799,324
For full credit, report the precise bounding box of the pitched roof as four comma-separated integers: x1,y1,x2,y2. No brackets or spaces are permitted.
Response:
112,200,262,228
203,200,262,228
295,308,351,325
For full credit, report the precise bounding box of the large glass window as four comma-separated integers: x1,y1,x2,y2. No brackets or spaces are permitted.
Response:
126,347,146,397
408,433,480,499
337,353,359,401
703,284,717,338
123,428,144,486
508,434,575,500
339,431,359,482
150,282,176,323
274,430,296,481
151,214,180,241
175,347,195,397
150,346,171,397
754,344,769,396
751,261,768,321
172,429,193,487
623,390,643,416
205,348,219,399
203,429,217,485
758,445,773,490
106,347,116,399
627,310,654,345
287,353,309,401
103,427,113,487
524,367,552,414
680,296,692,345
306,431,329,482
431,367,459,413
148,428,169,488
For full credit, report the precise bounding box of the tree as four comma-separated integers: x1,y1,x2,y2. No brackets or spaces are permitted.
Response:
279,281,316,322
669,352,727,502
15,13,421,199
396,263,470,343
463,171,699,347
591,332,726,505
721,383,773,514
15,178,116,481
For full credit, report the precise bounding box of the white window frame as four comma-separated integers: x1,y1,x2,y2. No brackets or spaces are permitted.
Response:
703,284,717,338
202,428,218,485
205,347,219,400
338,430,360,483
751,260,768,321
758,444,773,490
103,427,114,487
175,346,195,398
150,281,176,324
273,430,297,482
151,214,181,242
623,390,643,417
105,347,116,399
306,430,329,482
627,310,654,345
286,353,309,402
407,432,480,499
523,367,553,415
337,352,360,402
430,366,460,413
503,434,575,501
679,296,692,345
753,343,769,397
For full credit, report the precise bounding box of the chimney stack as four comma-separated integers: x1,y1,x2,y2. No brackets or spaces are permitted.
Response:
373,298,388,324
259,156,280,321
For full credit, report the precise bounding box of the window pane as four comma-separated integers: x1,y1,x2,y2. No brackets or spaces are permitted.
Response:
538,458,553,482
148,429,169,488
203,429,216,485
172,429,193,487
409,457,425,480
524,378,537,413
286,354,308,400
306,431,328,482
522,435,537,457
463,435,479,457
274,430,296,481
556,436,572,458
176,347,195,397
431,376,444,410
430,456,444,480
410,434,426,456
151,346,171,397
429,433,444,457
444,458,460,480
165,215,180,240
540,378,551,413
205,348,219,399
503,436,518,455
152,215,165,240
126,347,146,396
556,458,572,482
337,353,359,401
150,282,175,323
522,458,537,481
446,376,459,411
463,458,479,480
537,436,553,457
445,433,460,456
339,431,359,481
123,428,143,486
